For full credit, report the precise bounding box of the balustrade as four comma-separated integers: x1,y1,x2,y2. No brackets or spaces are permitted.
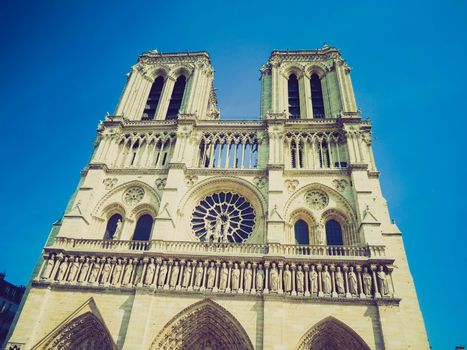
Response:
37,251,395,301
53,237,385,258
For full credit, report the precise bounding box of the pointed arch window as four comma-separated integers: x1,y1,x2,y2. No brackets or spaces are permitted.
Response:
104,213,123,240
310,73,325,118
166,76,186,120
294,220,310,245
288,74,300,119
325,219,343,245
133,214,154,241
142,76,164,120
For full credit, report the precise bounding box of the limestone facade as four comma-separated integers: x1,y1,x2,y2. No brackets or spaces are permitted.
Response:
4,46,429,350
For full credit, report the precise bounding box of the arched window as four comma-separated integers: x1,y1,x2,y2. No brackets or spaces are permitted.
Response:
288,74,300,119
133,214,154,241
104,214,123,240
166,76,186,120
310,74,325,118
294,220,309,245
325,219,343,245
142,76,164,120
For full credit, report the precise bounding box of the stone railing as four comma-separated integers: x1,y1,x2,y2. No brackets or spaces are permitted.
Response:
37,247,395,301
52,238,386,258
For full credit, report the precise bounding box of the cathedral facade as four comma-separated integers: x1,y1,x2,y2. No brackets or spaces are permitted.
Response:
5,46,429,350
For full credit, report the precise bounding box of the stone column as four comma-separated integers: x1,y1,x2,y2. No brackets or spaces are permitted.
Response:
251,262,257,294
304,264,310,296
371,264,381,298
226,262,232,293
356,265,365,298
264,262,270,294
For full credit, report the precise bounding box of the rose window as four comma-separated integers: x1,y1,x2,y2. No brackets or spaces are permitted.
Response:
305,190,329,210
123,186,145,206
191,192,256,243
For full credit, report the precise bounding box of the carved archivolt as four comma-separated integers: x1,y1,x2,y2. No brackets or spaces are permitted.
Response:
32,312,116,350
295,316,371,350
150,299,254,350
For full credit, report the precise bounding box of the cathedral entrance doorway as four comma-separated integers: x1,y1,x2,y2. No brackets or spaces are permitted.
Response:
150,299,254,350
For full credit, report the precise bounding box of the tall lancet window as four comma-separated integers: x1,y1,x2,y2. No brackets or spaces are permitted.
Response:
166,76,186,120
310,73,325,118
288,74,300,119
142,76,164,120
325,219,343,245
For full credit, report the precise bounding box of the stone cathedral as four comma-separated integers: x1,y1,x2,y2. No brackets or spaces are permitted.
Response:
5,46,430,350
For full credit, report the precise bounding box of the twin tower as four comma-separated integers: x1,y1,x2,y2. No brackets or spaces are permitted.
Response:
5,46,430,350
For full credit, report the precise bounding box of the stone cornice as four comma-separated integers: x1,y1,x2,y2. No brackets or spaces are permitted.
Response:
138,51,211,65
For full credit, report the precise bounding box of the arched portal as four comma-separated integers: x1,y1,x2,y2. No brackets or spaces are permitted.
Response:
32,312,115,350
295,316,371,350
150,299,254,350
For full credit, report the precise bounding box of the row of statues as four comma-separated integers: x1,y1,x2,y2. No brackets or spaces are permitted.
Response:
39,253,392,297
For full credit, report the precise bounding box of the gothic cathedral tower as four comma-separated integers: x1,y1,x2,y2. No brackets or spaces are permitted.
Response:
5,46,429,350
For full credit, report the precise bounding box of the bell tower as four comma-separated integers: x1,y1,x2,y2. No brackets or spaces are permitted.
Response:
5,47,429,350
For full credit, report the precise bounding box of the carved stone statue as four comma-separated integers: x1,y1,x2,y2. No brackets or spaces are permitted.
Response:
56,259,69,281
219,262,228,290
134,263,143,285
170,261,180,288
100,261,111,284
335,266,345,294
269,263,279,292
256,265,264,291
195,262,204,288
145,261,155,285
158,261,168,287
283,265,292,292
67,258,80,282
296,265,304,293
207,262,216,289
362,267,372,296
205,221,214,242
112,259,123,285
231,263,240,291
78,259,90,283
244,263,252,292
213,217,223,242
317,224,325,245
377,266,389,296
41,257,55,280
322,266,332,294
88,262,100,283
122,261,132,285
348,266,358,295
114,219,123,240
309,265,318,294
182,262,192,288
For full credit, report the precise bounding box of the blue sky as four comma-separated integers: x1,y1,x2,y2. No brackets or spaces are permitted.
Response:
0,0,466,348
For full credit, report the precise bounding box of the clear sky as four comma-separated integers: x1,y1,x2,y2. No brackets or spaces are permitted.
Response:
0,0,466,348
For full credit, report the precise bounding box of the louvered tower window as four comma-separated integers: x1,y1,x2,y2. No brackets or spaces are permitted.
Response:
288,74,300,119
142,76,164,120
310,74,325,118
166,76,186,120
